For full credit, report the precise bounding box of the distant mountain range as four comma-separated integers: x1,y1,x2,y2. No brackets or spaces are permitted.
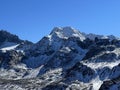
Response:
0,27,120,90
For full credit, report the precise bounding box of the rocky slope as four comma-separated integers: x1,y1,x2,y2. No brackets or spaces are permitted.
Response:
0,27,120,90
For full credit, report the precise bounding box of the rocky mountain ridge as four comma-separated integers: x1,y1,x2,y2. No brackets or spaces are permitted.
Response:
0,27,120,90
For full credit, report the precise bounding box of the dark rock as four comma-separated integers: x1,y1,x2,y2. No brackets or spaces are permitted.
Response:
110,63,120,79
83,46,105,60
99,76,120,90
111,39,120,47
0,30,23,44
42,83,68,90
96,39,110,46
65,62,95,83
0,50,24,68
106,46,115,51
97,67,111,80
76,38,93,49
99,53,117,62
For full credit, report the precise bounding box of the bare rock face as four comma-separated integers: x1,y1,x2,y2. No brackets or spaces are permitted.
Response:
65,62,96,83
0,50,24,68
99,76,120,90
0,27,120,90
0,30,23,44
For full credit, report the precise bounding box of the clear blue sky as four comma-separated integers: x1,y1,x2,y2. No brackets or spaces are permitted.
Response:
0,0,120,42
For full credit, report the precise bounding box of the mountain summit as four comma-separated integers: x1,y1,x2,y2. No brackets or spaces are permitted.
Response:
49,27,85,41
0,27,120,90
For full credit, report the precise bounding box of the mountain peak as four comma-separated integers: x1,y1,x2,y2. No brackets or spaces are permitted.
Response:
49,27,85,41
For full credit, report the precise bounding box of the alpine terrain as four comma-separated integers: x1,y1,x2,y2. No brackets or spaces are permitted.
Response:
0,27,120,90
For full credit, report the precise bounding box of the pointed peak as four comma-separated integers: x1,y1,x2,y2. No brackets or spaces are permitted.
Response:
62,26,75,30
49,26,85,41
51,26,77,33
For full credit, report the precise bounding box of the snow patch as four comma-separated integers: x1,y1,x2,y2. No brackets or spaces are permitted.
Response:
0,42,19,52
83,60,120,70
91,76,103,90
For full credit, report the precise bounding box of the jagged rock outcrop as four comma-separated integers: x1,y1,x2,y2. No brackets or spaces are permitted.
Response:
99,76,120,90
0,50,24,68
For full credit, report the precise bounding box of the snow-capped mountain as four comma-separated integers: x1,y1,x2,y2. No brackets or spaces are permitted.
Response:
0,27,120,90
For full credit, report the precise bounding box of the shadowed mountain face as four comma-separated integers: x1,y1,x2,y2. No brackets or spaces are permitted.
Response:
0,27,120,90
0,30,23,44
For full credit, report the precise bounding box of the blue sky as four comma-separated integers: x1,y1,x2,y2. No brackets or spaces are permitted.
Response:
0,0,120,42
